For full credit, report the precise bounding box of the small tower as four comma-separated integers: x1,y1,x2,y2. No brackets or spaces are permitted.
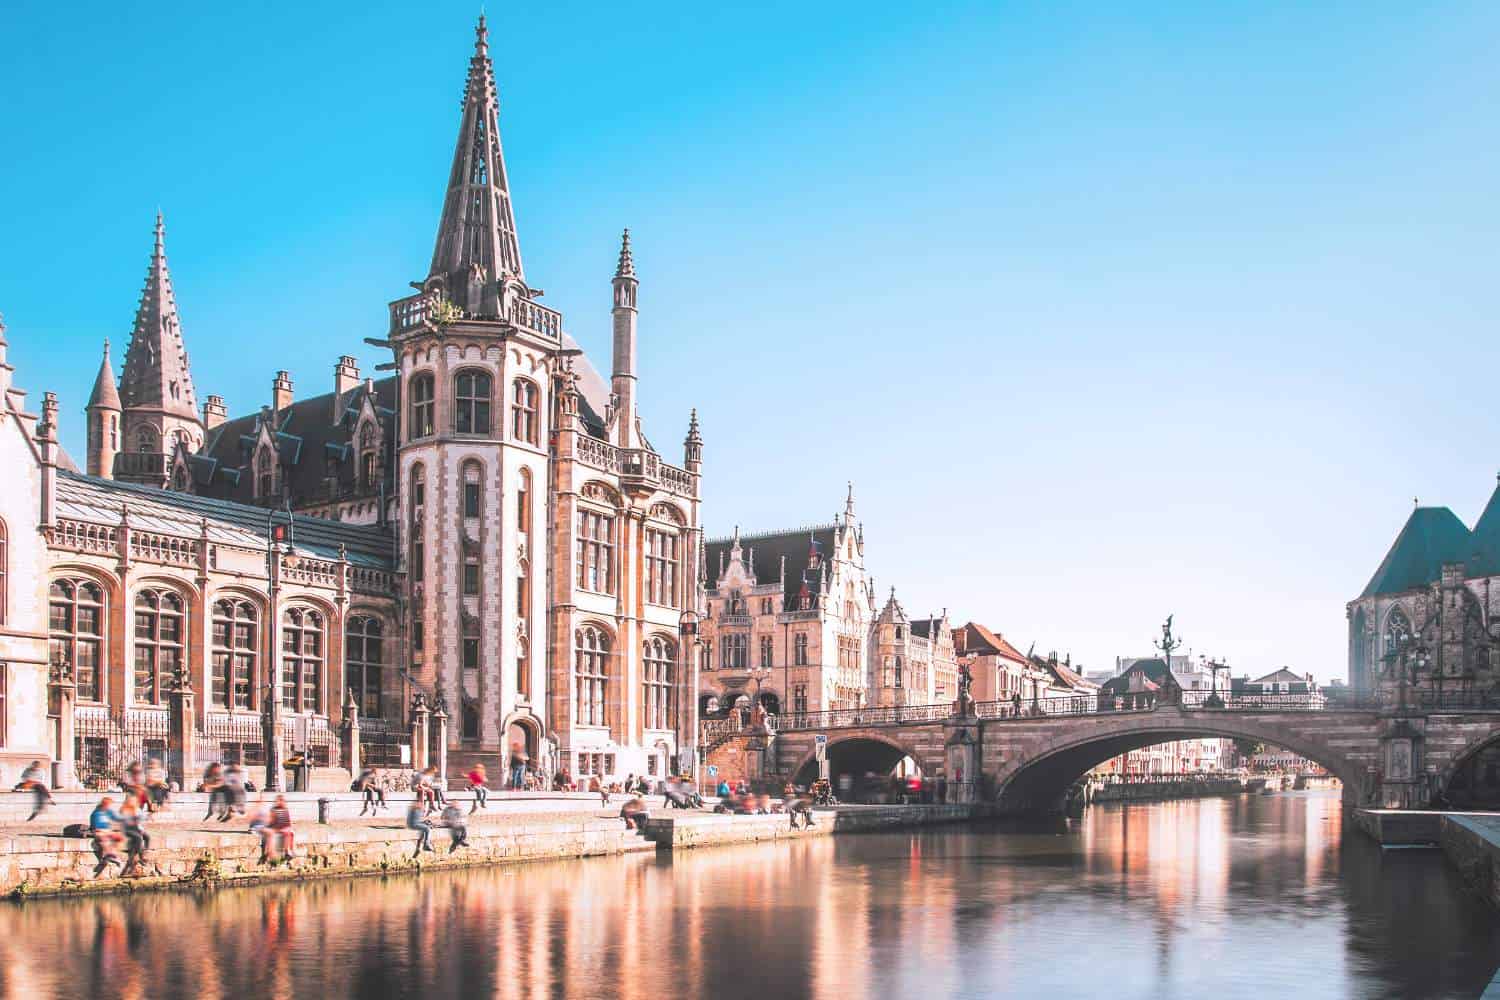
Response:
610,229,639,449
85,339,122,478
683,408,703,473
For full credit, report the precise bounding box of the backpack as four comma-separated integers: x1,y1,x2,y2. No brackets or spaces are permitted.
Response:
62,823,90,839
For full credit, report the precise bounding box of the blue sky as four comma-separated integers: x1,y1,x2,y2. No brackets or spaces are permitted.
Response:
3,1,1498,681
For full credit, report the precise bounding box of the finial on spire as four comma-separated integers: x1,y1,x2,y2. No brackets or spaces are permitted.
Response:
845,480,856,517
154,211,165,255
475,12,489,51
615,228,635,279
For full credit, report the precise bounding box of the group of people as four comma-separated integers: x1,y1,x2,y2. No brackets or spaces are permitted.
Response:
405,798,470,856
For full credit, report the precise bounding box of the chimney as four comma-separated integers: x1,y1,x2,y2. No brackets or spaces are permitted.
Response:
272,371,294,418
333,355,360,419
203,394,228,431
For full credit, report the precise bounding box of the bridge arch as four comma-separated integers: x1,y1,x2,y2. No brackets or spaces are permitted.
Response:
788,733,931,795
992,712,1370,815
1436,730,1500,809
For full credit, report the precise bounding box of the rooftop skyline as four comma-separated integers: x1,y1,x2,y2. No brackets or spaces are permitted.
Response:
3,1,1499,681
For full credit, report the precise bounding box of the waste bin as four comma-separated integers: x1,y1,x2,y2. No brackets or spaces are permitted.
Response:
318,797,332,824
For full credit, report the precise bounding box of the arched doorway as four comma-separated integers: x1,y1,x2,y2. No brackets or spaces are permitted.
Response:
758,691,781,715
505,717,540,789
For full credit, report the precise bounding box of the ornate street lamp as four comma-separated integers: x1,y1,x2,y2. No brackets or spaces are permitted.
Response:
678,609,702,781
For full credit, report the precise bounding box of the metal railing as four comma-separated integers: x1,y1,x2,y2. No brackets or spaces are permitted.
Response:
74,708,170,789
777,702,954,731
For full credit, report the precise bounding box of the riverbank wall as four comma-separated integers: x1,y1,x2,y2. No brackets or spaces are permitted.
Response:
0,798,986,900
1089,778,1245,805
1439,814,1500,910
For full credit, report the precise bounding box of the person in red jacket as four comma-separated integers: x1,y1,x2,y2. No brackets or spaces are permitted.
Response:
467,763,489,813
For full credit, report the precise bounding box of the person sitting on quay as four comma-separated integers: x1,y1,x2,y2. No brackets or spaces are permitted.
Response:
14,759,53,821
200,762,225,819
619,795,649,830
267,795,296,863
88,796,125,878
355,768,387,816
467,763,489,813
407,799,435,857
440,802,469,853
425,766,448,809
715,778,731,799
787,793,816,830
117,798,155,878
220,764,247,822
121,762,151,814
144,758,171,814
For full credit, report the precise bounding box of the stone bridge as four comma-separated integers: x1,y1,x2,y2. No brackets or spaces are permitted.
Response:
710,694,1500,815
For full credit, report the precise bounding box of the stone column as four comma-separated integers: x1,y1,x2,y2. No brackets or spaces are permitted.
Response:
340,688,361,779
431,700,449,787
49,663,79,790
411,695,430,772
168,666,196,792
1378,716,1427,808
943,718,981,804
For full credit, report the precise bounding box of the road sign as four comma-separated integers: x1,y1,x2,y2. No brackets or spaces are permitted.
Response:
707,765,718,777
815,734,828,761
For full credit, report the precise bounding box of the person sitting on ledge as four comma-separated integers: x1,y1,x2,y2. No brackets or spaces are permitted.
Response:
787,794,816,830
620,795,649,830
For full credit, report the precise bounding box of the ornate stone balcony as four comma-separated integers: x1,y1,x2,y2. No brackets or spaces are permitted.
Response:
388,290,562,342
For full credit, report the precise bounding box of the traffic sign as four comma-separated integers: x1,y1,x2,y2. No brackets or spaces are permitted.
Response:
707,765,719,777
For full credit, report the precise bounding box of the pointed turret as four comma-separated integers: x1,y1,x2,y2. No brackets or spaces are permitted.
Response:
86,340,122,478
427,15,525,316
684,407,702,472
116,213,204,483
120,213,198,420
610,229,640,448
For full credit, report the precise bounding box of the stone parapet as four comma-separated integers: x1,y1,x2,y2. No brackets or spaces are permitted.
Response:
641,803,981,851
1440,813,1500,909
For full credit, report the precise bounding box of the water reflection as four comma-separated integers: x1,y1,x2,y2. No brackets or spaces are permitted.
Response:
0,792,1494,999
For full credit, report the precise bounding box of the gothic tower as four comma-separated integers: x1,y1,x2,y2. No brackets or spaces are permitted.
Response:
85,340,121,478
609,230,639,448
117,213,203,485
387,15,554,753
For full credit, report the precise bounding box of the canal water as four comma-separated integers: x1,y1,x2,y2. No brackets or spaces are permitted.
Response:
0,791,1496,999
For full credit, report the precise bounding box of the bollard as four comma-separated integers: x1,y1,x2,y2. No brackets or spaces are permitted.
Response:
318,797,332,824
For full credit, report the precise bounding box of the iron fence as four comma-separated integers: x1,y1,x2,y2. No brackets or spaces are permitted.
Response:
359,718,409,769
74,708,170,790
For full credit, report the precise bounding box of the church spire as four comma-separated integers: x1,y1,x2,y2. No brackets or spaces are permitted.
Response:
119,212,198,421
87,339,121,411
427,14,525,315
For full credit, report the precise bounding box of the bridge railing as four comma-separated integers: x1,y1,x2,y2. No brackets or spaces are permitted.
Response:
777,703,954,732
1387,687,1500,712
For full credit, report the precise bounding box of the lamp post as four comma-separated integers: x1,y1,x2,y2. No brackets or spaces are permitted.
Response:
678,609,702,783
1381,625,1429,714
263,501,301,792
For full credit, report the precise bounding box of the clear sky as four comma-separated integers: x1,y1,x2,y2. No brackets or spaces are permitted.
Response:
2,1,1498,683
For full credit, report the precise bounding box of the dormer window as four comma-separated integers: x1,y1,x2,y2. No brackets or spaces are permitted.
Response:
255,448,274,499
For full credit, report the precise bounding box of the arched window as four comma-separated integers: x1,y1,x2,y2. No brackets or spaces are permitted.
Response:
576,509,615,594
721,633,747,670
133,588,185,705
255,448,274,499
1383,606,1413,671
462,460,483,520
135,426,157,453
0,518,7,627
642,636,675,730
211,598,258,709
282,608,324,713
409,464,426,585
346,615,383,719
50,579,105,701
516,635,530,700
454,370,492,435
511,378,538,444
575,626,610,727
794,632,809,666
644,527,680,608
409,373,435,439
517,468,531,534
759,635,773,669
359,423,378,489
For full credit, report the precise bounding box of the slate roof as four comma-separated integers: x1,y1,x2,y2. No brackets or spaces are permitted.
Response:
56,470,393,567
1099,657,1175,696
193,377,398,506
704,525,837,607
1359,505,1475,599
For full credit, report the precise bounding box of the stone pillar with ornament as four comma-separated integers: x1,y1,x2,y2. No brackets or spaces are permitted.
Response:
410,694,430,772
944,657,980,803
167,661,196,791
341,688,361,779
431,697,449,788
48,650,79,790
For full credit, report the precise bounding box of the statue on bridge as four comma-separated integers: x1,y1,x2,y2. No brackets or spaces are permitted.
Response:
954,658,975,717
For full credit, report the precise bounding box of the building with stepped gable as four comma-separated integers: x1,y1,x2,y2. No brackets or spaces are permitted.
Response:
0,16,702,789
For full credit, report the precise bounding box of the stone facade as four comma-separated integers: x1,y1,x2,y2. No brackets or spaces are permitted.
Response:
0,16,702,789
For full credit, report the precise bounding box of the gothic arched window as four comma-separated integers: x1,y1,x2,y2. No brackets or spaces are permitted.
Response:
454,370,492,435
133,588,185,705
255,448,274,499
642,636,676,730
281,607,324,713
359,423,378,489
136,426,157,453
794,632,809,666
409,373,435,439
346,615,383,720
575,625,610,727
50,578,104,702
409,464,425,585
511,378,538,445
211,598,258,709
1383,606,1413,670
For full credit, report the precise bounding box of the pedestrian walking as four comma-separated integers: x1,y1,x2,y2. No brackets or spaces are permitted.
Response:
89,796,124,878
14,760,53,821
508,744,528,790
118,799,154,877
407,800,434,857
221,764,247,821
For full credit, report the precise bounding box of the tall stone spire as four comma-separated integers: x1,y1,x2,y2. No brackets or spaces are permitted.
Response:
610,228,639,448
87,339,121,411
119,213,198,421
86,340,122,478
427,15,525,315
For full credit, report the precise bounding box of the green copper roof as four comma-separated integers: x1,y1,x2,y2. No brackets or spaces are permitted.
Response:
1359,505,1475,598
1466,482,1500,579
